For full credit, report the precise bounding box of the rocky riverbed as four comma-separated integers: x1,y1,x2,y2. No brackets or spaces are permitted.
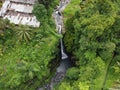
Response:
38,0,70,90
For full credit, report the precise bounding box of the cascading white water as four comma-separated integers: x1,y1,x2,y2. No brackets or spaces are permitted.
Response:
60,39,68,60
58,25,68,60
60,34,68,60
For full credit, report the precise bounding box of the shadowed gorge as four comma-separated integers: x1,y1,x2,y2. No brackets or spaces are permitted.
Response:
0,0,120,90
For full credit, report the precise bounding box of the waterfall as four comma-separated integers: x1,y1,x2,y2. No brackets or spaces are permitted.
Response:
60,33,68,60
58,25,68,60
60,39,68,60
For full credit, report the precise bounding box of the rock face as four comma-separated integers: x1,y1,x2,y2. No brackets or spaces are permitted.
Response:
0,0,40,27
10,0,37,4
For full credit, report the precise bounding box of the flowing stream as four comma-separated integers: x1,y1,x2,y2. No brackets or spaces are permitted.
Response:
38,0,70,90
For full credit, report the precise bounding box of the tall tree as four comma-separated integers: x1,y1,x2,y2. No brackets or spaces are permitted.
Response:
38,0,52,8
13,25,34,42
32,4,47,23
63,0,120,89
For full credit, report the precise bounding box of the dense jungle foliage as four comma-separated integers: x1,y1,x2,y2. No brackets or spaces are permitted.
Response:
56,0,120,90
0,0,120,90
0,0,60,90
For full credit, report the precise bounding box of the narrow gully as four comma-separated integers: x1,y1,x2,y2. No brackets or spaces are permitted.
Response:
38,0,71,90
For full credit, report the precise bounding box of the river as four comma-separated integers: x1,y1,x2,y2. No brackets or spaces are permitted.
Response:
38,0,70,90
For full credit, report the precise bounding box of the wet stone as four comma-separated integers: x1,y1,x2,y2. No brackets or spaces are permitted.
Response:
53,72,65,83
